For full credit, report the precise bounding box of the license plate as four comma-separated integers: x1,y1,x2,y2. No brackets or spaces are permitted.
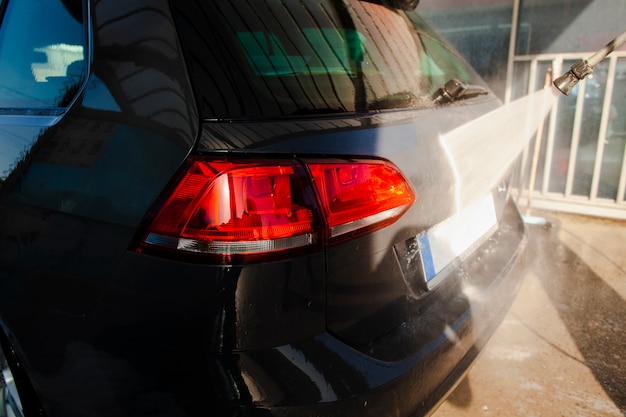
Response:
418,193,498,285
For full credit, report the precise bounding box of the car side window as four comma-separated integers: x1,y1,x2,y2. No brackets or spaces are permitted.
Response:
0,0,86,110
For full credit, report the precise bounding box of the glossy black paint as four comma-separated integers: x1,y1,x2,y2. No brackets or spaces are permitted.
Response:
0,0,198,303
197,102,504,346
0,200,525,417
0,1,527,416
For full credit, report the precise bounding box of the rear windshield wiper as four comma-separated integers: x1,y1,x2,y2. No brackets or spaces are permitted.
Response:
431,79,490,104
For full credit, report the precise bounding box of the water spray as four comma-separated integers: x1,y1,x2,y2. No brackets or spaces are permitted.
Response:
553,29,626,95
440,86,558,212
440,30,626,222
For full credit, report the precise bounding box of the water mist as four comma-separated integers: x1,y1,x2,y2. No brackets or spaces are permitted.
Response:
440,86,559,212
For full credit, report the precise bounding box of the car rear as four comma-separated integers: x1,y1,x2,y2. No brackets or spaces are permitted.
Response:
0,1,527,416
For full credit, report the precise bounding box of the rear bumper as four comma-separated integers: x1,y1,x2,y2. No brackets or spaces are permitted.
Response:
2,200,526,417
224,200,528,416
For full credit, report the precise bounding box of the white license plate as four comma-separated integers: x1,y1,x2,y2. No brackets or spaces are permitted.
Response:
419,194,498,284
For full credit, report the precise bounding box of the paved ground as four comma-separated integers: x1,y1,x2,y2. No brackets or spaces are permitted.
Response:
432,210,626,417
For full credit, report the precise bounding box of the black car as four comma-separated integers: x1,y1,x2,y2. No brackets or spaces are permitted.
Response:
0,1,527,416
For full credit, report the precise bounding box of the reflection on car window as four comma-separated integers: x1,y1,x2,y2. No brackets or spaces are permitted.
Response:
419,35,472,90
238,28,372,77
0,0,86,109
174,0,481,120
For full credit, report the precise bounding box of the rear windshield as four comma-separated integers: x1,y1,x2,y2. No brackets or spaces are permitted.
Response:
173,0,482,120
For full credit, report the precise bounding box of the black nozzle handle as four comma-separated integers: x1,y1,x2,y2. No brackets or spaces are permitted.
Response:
554,29,626,95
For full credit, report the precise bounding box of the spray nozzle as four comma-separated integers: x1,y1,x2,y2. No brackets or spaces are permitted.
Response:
554,29,626,95
553,60,593,96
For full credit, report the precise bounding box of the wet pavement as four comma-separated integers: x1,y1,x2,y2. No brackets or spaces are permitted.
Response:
432,210,626,417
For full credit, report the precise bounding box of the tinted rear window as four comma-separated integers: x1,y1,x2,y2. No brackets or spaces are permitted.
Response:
173,0,481,120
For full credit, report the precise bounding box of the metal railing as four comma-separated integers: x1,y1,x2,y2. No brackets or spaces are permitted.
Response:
511,51,626,220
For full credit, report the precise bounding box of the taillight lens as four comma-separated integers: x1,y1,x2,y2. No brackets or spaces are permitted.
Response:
140,157,320,262
138,156,415,263
307,160,416,239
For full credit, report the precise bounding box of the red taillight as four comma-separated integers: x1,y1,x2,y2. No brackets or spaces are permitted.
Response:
138,156,415,263
140,157,319,261
307,160,416,239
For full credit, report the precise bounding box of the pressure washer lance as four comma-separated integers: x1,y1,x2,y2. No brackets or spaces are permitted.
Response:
553,29,626,95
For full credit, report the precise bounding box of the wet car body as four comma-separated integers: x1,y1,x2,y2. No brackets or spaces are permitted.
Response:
0,1,527,416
